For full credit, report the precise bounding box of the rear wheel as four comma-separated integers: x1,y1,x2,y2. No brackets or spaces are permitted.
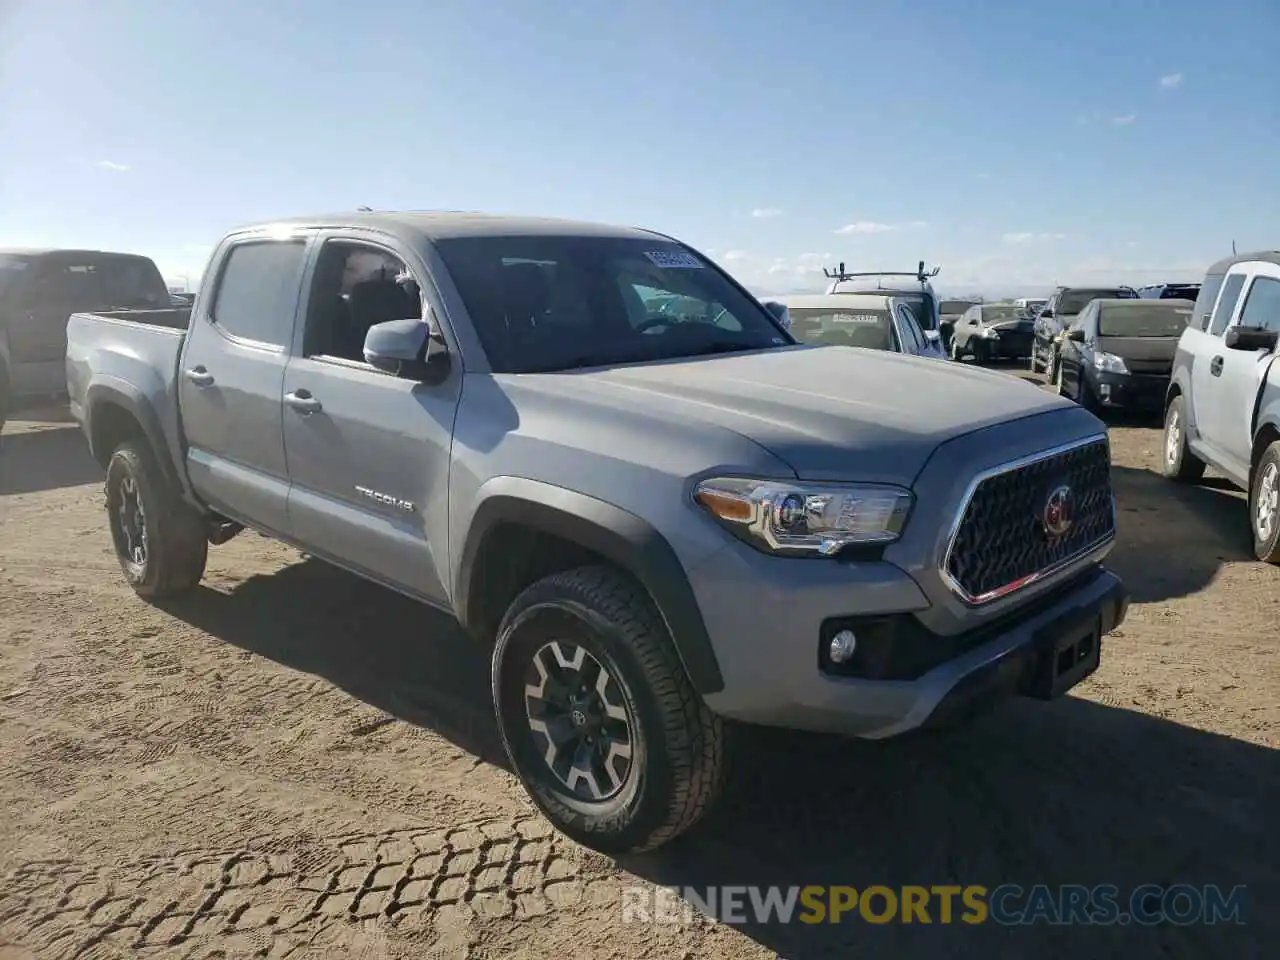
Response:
1161,395,1205,482
105,440,208,599
1250,442,1280,563
492,565,726,853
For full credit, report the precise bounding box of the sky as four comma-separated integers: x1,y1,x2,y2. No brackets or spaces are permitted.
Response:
1,0,1277,297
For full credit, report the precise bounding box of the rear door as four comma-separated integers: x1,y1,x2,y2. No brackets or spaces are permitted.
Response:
1214,264,1280,467
179,233,311,533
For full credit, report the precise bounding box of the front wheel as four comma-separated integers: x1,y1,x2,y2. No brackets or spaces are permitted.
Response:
1161,395,1205,482
1251,442,1280,563
106,440,209,599
491,566,726,854
949,337,963,361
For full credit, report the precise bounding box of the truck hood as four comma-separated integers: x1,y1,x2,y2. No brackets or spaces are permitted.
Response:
524,345,1072,485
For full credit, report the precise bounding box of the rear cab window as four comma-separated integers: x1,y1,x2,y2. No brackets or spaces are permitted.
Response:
787,307,896,350
210,240,309,347
29,254,169,310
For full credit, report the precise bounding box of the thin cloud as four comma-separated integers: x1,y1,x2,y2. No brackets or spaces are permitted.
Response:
750,207,783,219
1111,114,1137,126
1159,73,1183,90
1002,232,1067,244
722,250,748,261
96,160,130,172
834,221,896,234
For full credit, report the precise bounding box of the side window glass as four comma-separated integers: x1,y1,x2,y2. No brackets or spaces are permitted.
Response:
211,241,308,346
895,307,921,351
1238,277,1280,334
1192,274,1224,331
303,242,419,363
1207,273,1247,337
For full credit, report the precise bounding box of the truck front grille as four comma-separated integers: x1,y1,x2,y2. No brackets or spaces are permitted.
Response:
943,437,1114,604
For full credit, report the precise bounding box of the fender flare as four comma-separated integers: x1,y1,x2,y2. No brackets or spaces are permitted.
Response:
455,479,724,695
84,378,184,490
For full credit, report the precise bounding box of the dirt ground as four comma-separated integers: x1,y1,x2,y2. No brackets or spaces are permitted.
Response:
0,387,1276,959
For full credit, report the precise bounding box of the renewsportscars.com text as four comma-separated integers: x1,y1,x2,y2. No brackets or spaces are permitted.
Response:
621,883,1247,926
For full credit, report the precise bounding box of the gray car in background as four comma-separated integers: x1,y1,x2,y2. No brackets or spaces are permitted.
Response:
65,211,1129,854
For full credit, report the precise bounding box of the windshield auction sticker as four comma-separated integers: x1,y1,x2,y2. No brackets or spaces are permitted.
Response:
645,250,705,269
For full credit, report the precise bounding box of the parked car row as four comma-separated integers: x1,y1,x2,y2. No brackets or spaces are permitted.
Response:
63,211,1129,855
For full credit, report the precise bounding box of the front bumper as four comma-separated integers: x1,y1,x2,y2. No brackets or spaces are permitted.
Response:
980,334,1034,358
1091,372,1169,411
691,546,1128,738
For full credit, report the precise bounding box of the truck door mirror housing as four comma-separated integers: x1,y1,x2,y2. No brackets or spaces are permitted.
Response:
1224,325,1279,353
1068,328,1086,342
363,312,450,383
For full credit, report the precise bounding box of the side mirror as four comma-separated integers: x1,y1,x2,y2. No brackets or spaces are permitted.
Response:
763,301,791,330
363,314,450,383
923,329,941,344
1068,328,1086,342
1224,325,1279,353
1040,308,1054,319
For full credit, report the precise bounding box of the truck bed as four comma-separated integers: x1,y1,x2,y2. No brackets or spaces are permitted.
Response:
64,308,190,473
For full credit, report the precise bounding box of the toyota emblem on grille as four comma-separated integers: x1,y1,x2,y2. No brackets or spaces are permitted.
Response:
1042,484,1074,538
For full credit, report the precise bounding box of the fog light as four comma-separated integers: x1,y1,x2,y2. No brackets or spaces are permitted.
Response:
829,629,858,664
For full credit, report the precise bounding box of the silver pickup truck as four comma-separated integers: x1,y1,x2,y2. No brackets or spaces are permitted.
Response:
66,211,1128,853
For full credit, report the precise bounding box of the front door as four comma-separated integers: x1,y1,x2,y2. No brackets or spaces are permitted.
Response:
281,236,461,605
1214,265,1280,468
178,235,311,534
1189,270,1249,470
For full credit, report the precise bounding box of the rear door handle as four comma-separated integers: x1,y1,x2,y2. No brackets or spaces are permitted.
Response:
284,389,322,414
1210,356,1224,377
185,366,214,387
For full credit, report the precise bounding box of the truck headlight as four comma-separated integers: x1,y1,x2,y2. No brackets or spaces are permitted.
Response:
693,477,913,556
1092,351,1128,374
979,327,1000,338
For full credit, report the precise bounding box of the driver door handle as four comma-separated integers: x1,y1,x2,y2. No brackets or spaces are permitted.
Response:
284,389,322,414
1210,356,1224,377
185,366,214,387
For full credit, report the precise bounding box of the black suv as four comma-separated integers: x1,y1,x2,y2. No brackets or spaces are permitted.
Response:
1030,285,1138,378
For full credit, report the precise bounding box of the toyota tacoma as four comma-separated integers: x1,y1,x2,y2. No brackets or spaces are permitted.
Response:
65,211,1128,853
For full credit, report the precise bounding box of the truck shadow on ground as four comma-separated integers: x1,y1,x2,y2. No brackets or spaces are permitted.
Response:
0,424,104,496
1108,464,1254,603
162,556,1276,959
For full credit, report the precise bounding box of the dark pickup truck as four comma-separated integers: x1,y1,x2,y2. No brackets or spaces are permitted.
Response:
65,211,1129,853
1,247,169,430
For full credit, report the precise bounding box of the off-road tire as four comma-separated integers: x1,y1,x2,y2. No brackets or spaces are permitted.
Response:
1250,442,1280,563
1161,395,1205,483
105,439,208,599
491,565,726,854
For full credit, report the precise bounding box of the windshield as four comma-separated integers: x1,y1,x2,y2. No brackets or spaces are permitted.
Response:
787,307,895,350
1060,288,1135,314
433,236,793,373
980,304,1020,324
1099,303,1193,337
